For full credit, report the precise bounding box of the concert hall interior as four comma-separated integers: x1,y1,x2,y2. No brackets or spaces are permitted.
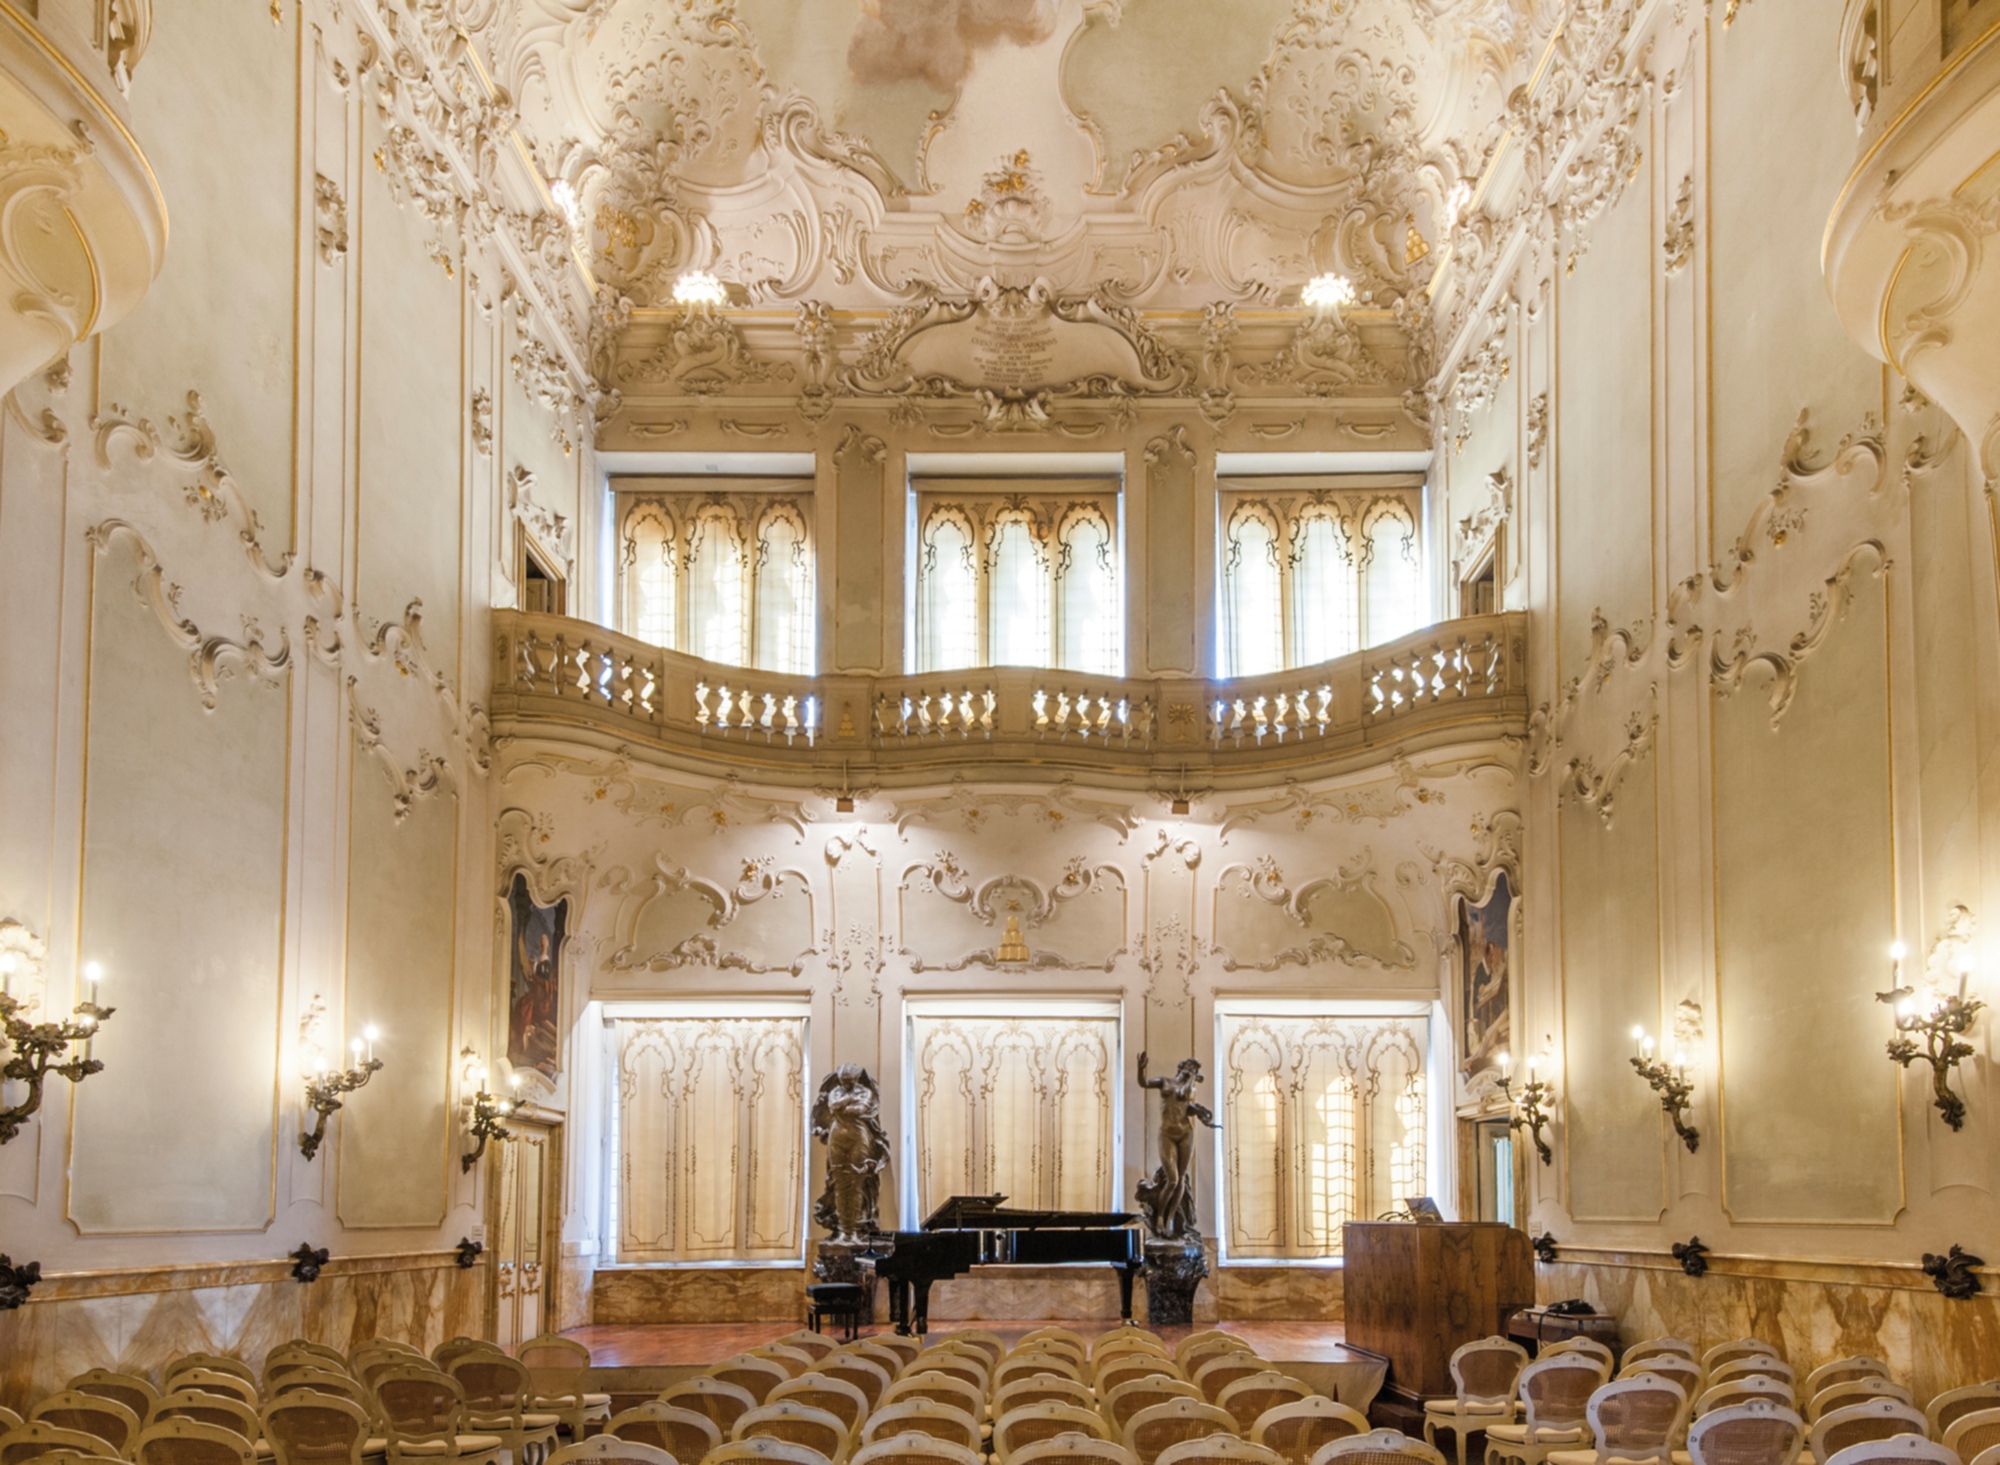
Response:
3,0,2000,1458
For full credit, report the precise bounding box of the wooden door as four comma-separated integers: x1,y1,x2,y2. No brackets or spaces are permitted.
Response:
492,1119,560,1347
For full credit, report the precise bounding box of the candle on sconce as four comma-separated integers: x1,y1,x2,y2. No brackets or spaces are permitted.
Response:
350,1038,364,1065
0,951,14,999
81,962,102,1059
1498,1051,1512,1079
364,1025,379,1064
1630,1025,1647,1058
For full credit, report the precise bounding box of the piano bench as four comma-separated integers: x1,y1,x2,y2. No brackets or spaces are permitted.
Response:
807,1282,869,1340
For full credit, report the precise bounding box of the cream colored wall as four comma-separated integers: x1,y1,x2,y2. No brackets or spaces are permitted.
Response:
1431,0,2000,1368
0,0,595,1382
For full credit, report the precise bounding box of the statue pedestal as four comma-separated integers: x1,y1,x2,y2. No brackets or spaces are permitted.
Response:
811,1239,879,1317
1142,1237,1208,1325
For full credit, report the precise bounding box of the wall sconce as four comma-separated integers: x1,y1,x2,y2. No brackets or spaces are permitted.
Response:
461,1069,520,1173
1880,931,1983,1131
1497,1051,1554,1166
1302,273,1357,316
0,957,114,1145
299,1027,383,1161
1630,1027,1700,1153
672,269,727,309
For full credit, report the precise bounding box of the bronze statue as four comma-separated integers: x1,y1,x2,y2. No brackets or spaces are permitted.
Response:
811,1064,892,1241
1135,1052,1220,1241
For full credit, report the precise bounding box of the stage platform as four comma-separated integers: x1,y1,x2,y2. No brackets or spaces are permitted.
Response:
562,1320,1386,1414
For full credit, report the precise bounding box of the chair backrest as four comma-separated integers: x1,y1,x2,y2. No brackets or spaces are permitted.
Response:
1,1424,125,1465
1217,1375,1313,1434
1619,1360,1703,1400
1625,1343,1697,1367
1447,1339,1529,1408
1173,1335,1240,1370
518,1335,592,1400
1251,1398,1371,1465
1008,1436,1139,1465
660,1381,759,1435
1810,1382,1914,1425
450,1354,535,1416
848,1434,984,1465
1970,1444,2000,1465
769,1378,869,1433
1807,1364,1893,1399
373,1366,468,1445
1711,1362,1796,1390
1123,1399,1237,1465
881,1376,985,1420
1156,1439,1283,1465
819,1358,892,1413
1193,1357,1272,1405
267,1374,366,1405
544,1440,678,1465
165,1360,257,1390
1807,1400,1930,1464
1308,1428,1451,1465
607,1402,723,1463
1925,1384,2000,1439
732,1402,849,1463
1096,1335,1170,1363
1178,1340,1252,1378
0,1417,17,1438
1023,1329,1090,1352
71,1373,161,1421
704,1442,832,1465
434,1339,498,1371
773,1333,842,1364
1699,1344,1779,1372
29,1397,139,1455
1684,1401,1804,1465
752,1348,819,1382
713,1357,793,1406
907,1356,987,1395
936,1333,1005,1367
1517,1357,1604,1437
1099,1358,1184,1395
996,1406,1111,1465
1944,1408,2000,1463
1694,1380,1795,1420
272,1343,347,1369
861,1405,982,1456
133,1420,259,1465
1541,1342,1615,1372
996,1356,1086,1393
1585,1376,1690,1464
260,1394,371,1465
1821,1436,1958,1465
173,1376,258,1409
1017,1343,1089,1372
996,1380,1098,1417
149,1392,261,1440
1105,1379,1205,1433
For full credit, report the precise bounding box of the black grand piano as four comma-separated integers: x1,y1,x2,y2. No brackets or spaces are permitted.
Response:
873,1193,1144,1335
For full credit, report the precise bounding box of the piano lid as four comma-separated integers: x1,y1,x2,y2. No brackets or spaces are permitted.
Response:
921,1194,1140,1231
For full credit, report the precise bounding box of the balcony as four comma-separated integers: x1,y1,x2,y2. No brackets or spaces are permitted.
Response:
489,611,1528,787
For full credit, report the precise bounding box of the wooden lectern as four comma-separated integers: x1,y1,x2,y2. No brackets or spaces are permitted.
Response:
1343,1221,1535,1399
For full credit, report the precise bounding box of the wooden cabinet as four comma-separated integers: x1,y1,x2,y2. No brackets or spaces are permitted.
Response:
1343,1222,1536,1399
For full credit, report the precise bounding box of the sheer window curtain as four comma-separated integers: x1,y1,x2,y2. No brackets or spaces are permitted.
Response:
1363,508,1426,646
1056,509,1121,676
1223,507,1284,677
753,508,815,675
1290,510,1359,665
918,510,980,672
987,513,1051,667
686,507,749,667
622,504,677,649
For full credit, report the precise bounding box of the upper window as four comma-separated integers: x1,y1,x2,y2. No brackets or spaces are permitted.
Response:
1219,479,1428,677
617,483,815,675
913,481,1123,677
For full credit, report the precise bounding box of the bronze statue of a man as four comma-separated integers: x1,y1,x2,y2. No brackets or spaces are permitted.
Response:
811,1063,892,1241
1135,1051,1220,1241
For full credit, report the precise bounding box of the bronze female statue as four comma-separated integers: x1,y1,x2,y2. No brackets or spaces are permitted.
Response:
1135,1052,1220,1241
811,1064,892,1241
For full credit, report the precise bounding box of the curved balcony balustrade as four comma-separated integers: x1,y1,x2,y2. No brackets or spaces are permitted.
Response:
489,609,1528,787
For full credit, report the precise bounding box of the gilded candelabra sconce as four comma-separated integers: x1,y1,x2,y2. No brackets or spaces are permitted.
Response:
1630,1028,1700,1153
1880,914,1983,1131
1497,1050,1554,1166
299,1027,383,1161
460,1069,520,1173
0,935,115,1146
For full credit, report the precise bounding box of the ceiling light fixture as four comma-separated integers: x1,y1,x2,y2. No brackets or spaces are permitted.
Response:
549,179,578,227
1302,273,1356,313
673,270,727,308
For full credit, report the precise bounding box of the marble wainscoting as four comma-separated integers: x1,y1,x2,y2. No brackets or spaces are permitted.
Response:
557,1242,596,1332
0,1252,486,1409
1541,1250,2000,1399
590,1266,809,1324
1208,1262,1344,1322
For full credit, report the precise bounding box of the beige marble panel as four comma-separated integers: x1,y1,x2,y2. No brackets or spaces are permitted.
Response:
1208,1266,1344,1322
591,1265,809,1324
0,1255,483,1410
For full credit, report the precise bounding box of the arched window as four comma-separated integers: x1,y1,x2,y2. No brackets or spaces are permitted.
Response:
753,505,814,675
918,508,980,672
1223,503,1284,678
1055,506,1120,677
686,503,749,667
1291,506,1358,666
1363,502,1425,646
622,501,677,649
987,509,1050,668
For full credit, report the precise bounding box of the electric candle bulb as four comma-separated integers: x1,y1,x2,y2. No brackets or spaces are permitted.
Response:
364,1024,380,1062
1889,941,1908,963
83,961,102,988
509,1072,522,1090
350,1037,363,1058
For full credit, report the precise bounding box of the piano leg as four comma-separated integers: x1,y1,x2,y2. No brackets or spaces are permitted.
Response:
912,1278,934,1336
1116,1261,1141,1323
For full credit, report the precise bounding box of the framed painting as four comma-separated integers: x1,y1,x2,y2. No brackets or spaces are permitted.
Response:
507,872,567,1080
1458,871,1512,1078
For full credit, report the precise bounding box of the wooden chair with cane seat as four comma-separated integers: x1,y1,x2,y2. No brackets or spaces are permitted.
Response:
605,1403,721,1464
861,1406,982,1458
72,1377,161,1426
1821,1438,1955,1465
908,1356,989,1398
848,1436,983,1465
271,1344,349,1370
1095,1336,1169,1364
370,1367,506,1465
732,1403,850,1465
1195,1360,1274,1408
260,1395,374,1465
1971,1445,2000,1465
868,1336,923,1371
1,1426,124,1465
1482,1357,1604,1465
1698,1348,1778,1375
770,1378,869,1438
1683,1402,1804,1465
1943,1409,2000,1464
1926,1386,2000,1441
132,1422,258,1465
1310,1430,1450,1465
1624,1347,1696,1370
1016,1345,1090,1376
819,1358,893,1415
30,1397,140,1459
1808,1387,1912,1427
997,1380,1100,1418
1615,1364,1703,1416
1805,1369,1890,1402
1155,1438,1282,1465
1251,1399,1369,1465
1123,1400,1237,1465
705,1442,831,1465
1105,1382,1206,1436
1544,1376,1690,1465
773,1334,843,1365
659,1382,758,1438
996,1408,1115,1465
881,1377,986,1422
1710,1364,1795,1393
1173,1338,1242,1371
1692,1381,1794,1422
1217,1379,1312,1436
939,1334,1006,1368
1009,1437,1138,1465
1539,1347,1612,1377
448,1353,562,1465
1100,1360,1185,1396
751,1349,819,1382
1024,1329,1090,1352
995,1357,1087,1396
1423,1340,1530,1465
712,1359,793,1408
0,1420,18,1441
542,1441,677,1465
1805,1402,1928,1465
1179,1345,1253,1386
518,1336,613,1441
146,1394,262,1446
167,1363,259,1392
